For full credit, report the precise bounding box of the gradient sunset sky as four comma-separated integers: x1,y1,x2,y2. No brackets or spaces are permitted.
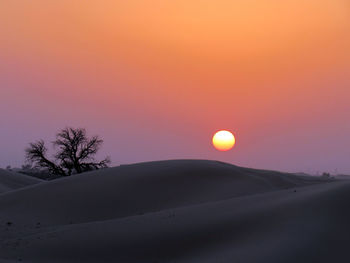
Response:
1,0,349,173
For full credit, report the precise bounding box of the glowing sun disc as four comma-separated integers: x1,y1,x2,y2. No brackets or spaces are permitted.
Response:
212,130,236,151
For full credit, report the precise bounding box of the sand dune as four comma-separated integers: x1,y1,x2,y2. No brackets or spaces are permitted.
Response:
0,160,341,262
4,181,348,263
0,169,42,194
0,160,326,226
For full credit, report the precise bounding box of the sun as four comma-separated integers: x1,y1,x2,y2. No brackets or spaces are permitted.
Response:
212,130,236,151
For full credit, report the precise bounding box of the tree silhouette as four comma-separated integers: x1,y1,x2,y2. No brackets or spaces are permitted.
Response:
26,128,110,176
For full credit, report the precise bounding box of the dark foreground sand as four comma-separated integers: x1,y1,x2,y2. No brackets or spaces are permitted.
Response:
0,160,347,262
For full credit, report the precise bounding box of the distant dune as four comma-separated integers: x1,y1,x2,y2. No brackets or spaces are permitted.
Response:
0,169,42,194
0,160,345,263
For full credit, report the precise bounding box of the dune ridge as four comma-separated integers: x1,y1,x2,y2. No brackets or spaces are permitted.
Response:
0,169,42,194
0,160,328,225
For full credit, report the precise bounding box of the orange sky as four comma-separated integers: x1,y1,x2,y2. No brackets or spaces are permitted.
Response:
1,0,349,173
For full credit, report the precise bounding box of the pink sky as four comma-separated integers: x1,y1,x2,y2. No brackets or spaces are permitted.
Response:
0,0,349,173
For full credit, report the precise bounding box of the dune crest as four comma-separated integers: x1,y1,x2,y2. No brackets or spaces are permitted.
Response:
0,169,42,194
0,160,328,225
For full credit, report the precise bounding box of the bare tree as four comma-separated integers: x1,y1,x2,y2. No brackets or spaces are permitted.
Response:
26,128,110,176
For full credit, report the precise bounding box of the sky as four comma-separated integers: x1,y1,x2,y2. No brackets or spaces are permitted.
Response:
0,0,349,174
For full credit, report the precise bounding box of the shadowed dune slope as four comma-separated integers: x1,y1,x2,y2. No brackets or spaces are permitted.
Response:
0,160,328,226
2,181,347,263
0,169,42,193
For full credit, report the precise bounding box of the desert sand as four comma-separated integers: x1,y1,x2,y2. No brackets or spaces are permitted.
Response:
0,169,42,194
0,160,347,262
